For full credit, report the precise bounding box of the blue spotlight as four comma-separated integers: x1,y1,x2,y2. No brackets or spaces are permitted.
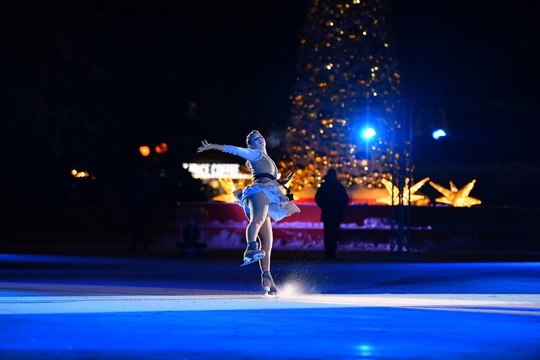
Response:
362,127,376,140
432,128,446,140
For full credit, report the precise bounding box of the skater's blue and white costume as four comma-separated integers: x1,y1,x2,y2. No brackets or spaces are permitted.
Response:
223,145,300,221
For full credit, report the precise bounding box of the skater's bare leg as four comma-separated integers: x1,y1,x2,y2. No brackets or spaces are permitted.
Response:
246,192,269,244
241,192,269,265
245,192,278,295
258,216,278,295
258,217,273,272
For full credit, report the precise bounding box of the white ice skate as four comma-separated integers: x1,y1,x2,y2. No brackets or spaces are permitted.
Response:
261,270,278,296
241,241,265,267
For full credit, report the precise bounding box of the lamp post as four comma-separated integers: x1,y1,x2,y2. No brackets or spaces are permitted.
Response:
389,101,414,254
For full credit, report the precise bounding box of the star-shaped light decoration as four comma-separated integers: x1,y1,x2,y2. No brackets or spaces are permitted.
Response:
428,179,481,207
376,177,431,206
212,178,242,203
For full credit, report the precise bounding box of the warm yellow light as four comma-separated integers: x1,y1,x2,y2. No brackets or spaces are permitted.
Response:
377,177,431,206
429,179,482,207
139,145,151,157
155,142,168,154
70,169,91,179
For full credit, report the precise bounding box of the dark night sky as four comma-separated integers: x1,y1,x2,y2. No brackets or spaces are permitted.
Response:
168,0,538,162
391,1,537,164
0,0,538,203
2,0,537,152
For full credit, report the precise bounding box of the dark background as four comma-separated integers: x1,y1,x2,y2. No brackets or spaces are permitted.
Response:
1,0,537,205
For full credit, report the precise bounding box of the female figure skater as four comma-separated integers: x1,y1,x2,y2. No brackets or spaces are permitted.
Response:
197,130,300,295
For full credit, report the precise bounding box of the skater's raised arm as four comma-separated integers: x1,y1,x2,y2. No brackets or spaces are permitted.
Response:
197,140,261,161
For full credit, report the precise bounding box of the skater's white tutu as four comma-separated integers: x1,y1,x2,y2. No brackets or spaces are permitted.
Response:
233,183,300,222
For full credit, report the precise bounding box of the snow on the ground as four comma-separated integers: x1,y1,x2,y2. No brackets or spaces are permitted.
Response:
160,218,427,252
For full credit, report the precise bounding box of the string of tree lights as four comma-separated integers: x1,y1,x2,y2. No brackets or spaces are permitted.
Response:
278,0,412,197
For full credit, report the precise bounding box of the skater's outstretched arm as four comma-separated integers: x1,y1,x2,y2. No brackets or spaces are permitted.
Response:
197,140,261,161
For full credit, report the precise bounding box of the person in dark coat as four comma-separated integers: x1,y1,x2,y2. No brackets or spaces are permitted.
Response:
315,168,349,259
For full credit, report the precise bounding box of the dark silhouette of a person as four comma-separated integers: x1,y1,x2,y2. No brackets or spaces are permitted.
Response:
315,168,349,259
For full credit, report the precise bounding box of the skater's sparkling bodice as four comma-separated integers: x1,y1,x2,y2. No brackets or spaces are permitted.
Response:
222,145,278,182
246,153,278,181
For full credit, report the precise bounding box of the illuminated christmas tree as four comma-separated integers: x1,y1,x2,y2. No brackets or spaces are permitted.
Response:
279,0,408,198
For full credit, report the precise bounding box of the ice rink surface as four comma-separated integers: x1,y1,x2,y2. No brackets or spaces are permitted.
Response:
1,252,539,359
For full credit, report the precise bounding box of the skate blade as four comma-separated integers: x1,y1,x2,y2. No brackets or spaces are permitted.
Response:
240,253,265,267
262,285,278,297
